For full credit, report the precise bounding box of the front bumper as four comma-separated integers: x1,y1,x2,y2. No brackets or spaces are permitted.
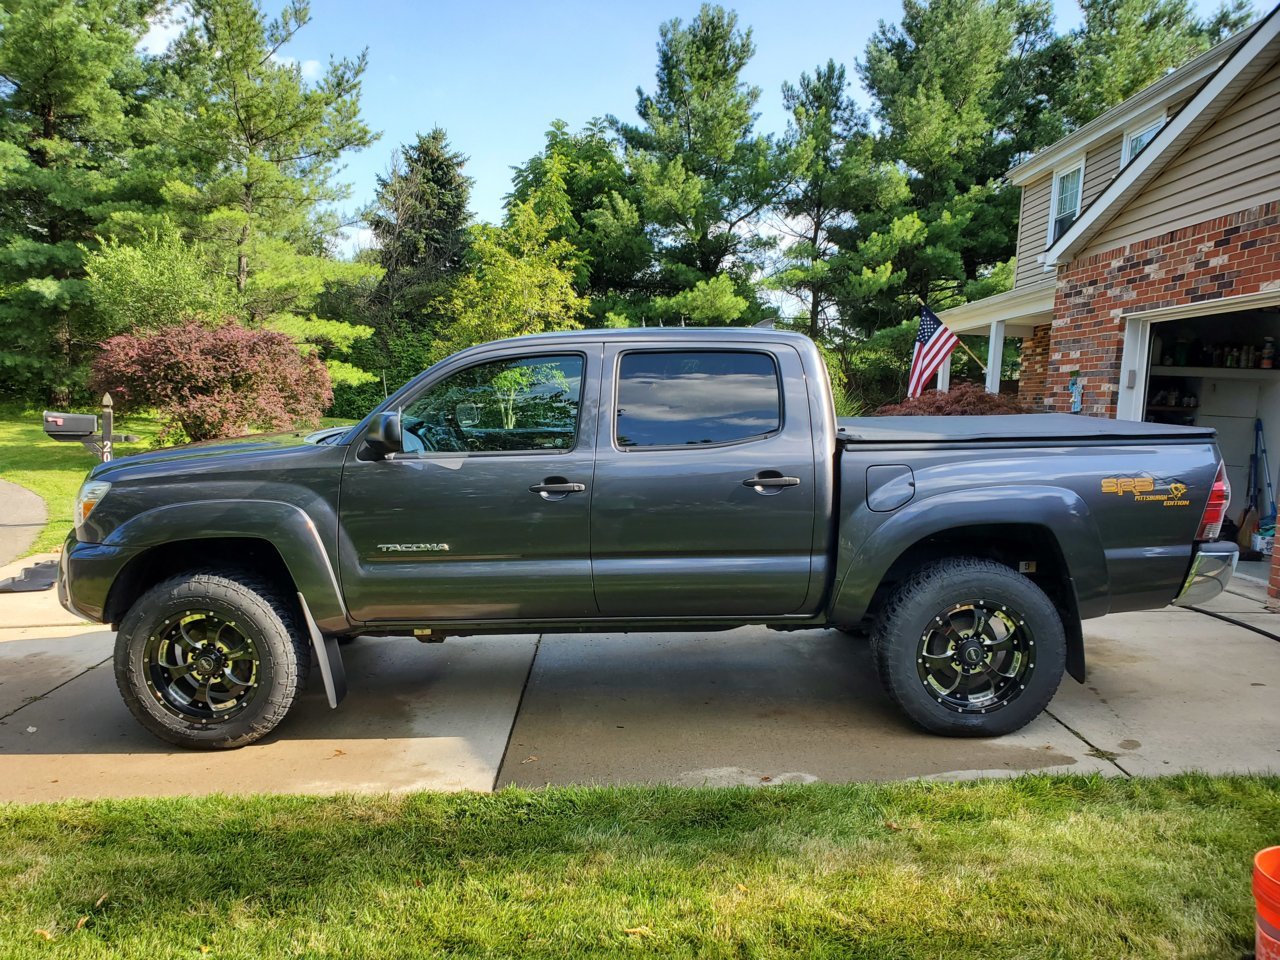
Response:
1171,541,1239,607
58,532,132,624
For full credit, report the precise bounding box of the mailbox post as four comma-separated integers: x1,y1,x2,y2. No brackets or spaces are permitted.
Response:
41,392,138,462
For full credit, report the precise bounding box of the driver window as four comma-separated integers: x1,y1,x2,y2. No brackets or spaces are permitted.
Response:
400,354,584,453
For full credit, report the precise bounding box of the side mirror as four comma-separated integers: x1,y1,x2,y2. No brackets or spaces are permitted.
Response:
455,402,480,428
365,411,403,459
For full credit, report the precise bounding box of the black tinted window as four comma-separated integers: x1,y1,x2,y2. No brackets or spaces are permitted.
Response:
402,354,583,453
616,351,781,447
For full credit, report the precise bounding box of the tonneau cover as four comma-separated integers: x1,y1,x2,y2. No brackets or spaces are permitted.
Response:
838,413,1217,445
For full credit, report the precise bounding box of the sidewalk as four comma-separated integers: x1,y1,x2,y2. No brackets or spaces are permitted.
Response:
0,479,45,565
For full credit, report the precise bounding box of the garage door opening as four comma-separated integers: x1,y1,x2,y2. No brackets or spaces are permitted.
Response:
1128,305,1280,580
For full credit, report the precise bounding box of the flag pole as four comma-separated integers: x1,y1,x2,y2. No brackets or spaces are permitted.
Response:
916,296,987,373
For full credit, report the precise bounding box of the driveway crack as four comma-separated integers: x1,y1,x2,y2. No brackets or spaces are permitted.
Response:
493,634,541,791
1185,605,1280,642
1043,707,1133,777
0,655,111,723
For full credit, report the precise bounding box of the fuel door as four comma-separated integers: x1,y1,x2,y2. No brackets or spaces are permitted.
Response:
866,464,916,512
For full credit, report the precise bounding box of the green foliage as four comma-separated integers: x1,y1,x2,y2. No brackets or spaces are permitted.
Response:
174,0,378,317
264,314,376,387
84,231,236,335
0,0,160,401
615,4,786,325
1065,0,1255,124
428,202,588,362
368,128,473,321
653,274,747,325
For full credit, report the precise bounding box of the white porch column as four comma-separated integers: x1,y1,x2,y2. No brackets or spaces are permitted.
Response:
935,357,951,392
985,319,1005,394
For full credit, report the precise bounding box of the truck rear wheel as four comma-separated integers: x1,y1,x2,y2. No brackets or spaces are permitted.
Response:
871,558,1065,737
114,571,310,749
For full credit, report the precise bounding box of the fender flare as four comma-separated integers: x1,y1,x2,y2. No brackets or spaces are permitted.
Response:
103,499,350,633
828,484,1108,628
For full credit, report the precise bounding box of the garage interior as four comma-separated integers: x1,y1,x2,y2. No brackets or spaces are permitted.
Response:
1143,308,1280,579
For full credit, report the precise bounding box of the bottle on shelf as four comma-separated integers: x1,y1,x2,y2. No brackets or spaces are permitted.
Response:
1263,337,1275,370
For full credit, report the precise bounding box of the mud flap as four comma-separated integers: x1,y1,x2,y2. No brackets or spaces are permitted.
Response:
298,592,347,708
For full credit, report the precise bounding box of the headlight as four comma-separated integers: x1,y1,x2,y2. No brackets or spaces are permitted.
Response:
74,480,111,530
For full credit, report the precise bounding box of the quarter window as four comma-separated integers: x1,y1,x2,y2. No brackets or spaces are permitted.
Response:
615,351,781,448
1050,164,1083,244
401,354,583,453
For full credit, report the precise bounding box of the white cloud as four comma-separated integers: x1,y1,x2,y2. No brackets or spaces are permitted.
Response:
338,226,375,259
137,5,189,55
271,54,323,81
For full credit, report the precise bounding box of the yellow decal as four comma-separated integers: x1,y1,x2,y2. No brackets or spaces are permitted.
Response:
1101,475,1190,507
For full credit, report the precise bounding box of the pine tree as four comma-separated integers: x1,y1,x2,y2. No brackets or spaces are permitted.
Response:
0,0,158,400
615,4,788,324
174,0,378,320
368,128,473,322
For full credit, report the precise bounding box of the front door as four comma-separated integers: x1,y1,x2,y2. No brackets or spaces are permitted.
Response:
590,343,817,618
339,348,598,623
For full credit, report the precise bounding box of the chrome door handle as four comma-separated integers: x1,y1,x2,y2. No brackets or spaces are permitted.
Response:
742,476,800,488
529,481,586,494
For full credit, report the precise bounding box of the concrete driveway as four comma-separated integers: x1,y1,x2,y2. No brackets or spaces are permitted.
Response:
1,554,1277,800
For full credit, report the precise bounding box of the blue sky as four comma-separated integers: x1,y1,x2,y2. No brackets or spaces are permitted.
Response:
146,0,1231,249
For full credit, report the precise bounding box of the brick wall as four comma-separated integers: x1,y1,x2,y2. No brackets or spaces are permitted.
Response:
1017,324,1051,410
1043,201,1280,417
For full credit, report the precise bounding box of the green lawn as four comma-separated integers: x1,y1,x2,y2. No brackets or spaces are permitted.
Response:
0,404,163,554
1,775,1277,958
0,407,357,555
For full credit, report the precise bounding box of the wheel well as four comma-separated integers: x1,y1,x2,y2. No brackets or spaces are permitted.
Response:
103,538,298,627
867,524,1086,682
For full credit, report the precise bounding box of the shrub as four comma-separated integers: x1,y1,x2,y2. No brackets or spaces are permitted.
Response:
874,381,1028,416
90,321,332,442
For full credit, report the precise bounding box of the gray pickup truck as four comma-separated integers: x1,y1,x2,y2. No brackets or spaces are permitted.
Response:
59,329,1238,749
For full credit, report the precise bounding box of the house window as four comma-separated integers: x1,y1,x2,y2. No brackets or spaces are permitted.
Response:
1049,163,1083,245
1122,116,1165,166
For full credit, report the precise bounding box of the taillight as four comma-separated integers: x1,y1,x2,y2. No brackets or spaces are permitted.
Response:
1197,462,1230,541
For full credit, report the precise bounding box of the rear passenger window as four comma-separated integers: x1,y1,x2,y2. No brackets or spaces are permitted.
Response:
615,351,782,448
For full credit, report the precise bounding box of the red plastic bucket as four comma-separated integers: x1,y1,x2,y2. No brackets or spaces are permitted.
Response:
1257,847,1280,960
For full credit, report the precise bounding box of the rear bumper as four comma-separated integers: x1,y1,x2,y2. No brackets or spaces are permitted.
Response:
1171,541,1239,607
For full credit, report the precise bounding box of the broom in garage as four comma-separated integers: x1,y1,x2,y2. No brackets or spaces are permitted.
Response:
1237,419,1275,556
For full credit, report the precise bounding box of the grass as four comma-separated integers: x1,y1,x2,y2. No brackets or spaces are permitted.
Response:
0,404,163,554
0,405,357,556
1,775,1277,958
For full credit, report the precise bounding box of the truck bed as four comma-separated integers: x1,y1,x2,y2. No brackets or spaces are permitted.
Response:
838,414,1217,445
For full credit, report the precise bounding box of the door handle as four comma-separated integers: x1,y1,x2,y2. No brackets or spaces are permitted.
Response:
742,475,800,489
529,480,586,495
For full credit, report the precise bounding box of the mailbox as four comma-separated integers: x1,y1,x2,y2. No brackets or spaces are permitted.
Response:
42,411,99,442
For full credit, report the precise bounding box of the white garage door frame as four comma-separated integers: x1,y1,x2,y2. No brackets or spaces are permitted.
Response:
1115,289,1280,421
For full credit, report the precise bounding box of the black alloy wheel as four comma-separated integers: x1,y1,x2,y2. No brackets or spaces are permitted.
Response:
143,611,262,724
915,600,1036,714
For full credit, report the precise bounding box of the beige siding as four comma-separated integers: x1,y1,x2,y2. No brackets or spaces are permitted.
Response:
1014,174,1053,287
1083,135,1123,208
1087,56,1280,254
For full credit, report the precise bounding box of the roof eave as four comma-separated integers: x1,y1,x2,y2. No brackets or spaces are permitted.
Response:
1044,5,1280,266
1005,29,1249,187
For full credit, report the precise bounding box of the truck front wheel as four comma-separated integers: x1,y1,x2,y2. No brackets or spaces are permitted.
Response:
114,571,310,749
871,558,1066,737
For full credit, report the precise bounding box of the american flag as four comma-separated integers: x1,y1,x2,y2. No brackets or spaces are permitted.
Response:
907,303,960,398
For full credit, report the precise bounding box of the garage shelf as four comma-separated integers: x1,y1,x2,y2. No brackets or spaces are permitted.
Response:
1149,364,1280,380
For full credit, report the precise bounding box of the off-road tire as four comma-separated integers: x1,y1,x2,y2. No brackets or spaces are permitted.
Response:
871,557,1066,737
114,571,310,749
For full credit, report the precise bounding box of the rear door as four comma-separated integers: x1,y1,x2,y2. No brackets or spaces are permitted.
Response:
589,343,817,617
